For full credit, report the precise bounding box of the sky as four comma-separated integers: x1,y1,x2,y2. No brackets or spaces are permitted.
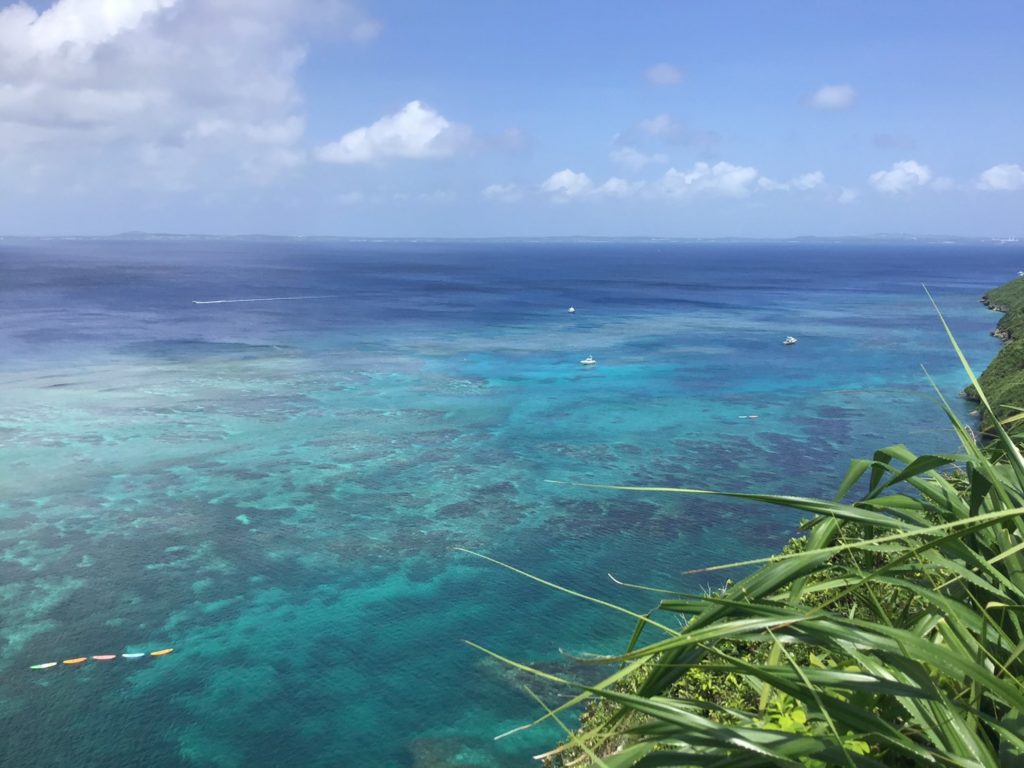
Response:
0,0,1021,237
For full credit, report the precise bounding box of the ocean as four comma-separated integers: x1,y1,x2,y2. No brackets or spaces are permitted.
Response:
0,238,1019,767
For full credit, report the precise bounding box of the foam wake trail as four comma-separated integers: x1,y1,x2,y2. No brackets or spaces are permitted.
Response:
191,295,339,305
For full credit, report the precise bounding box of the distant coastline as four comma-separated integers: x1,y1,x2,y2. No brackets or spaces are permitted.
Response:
0,232,1022,244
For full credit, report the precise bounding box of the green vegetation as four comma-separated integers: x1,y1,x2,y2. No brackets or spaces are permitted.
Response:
468,298,1024,767
966,275,1024,431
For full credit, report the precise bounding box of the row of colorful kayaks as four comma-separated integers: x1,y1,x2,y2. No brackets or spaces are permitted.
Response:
31,649,174,669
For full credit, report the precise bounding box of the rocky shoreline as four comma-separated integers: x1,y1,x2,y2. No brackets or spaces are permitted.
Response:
980,295,1011,341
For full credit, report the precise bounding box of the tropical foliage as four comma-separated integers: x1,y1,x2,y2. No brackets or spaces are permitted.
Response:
467,300,1024,767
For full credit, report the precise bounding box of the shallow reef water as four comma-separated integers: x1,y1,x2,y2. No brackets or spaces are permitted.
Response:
0,238,1019,766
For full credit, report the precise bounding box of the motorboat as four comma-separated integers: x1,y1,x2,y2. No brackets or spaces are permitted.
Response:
568,306,576,313
783,336,798,345
580,355,596,365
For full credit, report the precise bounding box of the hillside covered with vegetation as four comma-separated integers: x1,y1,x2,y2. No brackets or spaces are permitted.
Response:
470,296,1024,768
967,275,1024,431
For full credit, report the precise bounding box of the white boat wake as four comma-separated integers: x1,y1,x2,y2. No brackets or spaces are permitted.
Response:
191,295,339,305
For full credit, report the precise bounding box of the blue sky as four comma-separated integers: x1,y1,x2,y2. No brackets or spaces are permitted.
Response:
0,0,1021,236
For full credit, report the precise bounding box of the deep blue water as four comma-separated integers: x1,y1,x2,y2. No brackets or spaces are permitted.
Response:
1,238,1020,767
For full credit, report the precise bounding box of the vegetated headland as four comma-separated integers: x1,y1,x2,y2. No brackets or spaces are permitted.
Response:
529,275,1024,767
966,274,1024,432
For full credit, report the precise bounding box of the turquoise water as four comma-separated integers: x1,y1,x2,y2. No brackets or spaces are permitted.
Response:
0,238,1020,766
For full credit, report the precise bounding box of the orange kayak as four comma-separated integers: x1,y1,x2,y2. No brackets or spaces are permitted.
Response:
63,657,88,665
150,648,174,657
92,655,117,661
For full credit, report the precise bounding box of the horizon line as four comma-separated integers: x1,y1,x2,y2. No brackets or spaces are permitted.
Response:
1,232,1021,243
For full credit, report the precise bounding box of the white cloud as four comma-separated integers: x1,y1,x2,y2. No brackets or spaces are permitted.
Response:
0,0,178,66
792,171,825,190
659,162,760,198
634,115,719,147
336,188,453,206
645,63,682,85
639,114,683,139
541,169,593,201
539,170,641,202
868,160,932,193
242,146,307,183
811,84,855,110
609,145,667,171
315,101,470,164
758,171,825,192
537,162,822,203
482,183,524,203
189,116,306,145
0,0,381,189
837,187,860,204
977,163,1024,191
594,177,641,197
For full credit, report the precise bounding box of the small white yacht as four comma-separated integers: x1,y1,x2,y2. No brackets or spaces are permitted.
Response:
580,355,596,365
783,336,798,346
568,306,576,313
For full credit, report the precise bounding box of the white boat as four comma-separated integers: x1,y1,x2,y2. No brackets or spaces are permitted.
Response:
783,336,797,345
568,306,576,313
580,355,596,365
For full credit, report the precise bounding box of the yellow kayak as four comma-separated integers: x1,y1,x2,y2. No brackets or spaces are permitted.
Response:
150,648,174,657
63,657,88,665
